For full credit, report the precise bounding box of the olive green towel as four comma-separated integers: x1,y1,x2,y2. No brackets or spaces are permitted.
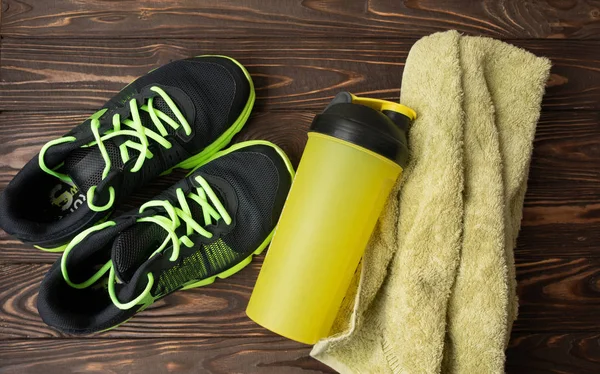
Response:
310,31,551,373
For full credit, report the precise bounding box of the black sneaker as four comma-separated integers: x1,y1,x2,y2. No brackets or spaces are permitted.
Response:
0,56,254,252
37,141,294,334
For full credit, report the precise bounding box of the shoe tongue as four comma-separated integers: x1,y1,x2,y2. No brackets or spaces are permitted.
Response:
112,222,168,284
62,96,179,193
110,185,223,284
152,96,179,126
62,141,124,193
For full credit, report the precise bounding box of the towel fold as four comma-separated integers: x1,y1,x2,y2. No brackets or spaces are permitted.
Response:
311,31,551,374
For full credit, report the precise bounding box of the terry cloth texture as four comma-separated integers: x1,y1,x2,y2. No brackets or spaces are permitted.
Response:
310,30,551,374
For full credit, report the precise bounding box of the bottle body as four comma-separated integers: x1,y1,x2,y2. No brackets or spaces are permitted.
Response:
246,132,402,344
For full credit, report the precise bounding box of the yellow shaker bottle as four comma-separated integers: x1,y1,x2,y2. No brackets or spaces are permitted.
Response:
246,91,415,345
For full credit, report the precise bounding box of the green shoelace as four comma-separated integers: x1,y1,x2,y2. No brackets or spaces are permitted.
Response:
39,86,192,212
60,175,231,310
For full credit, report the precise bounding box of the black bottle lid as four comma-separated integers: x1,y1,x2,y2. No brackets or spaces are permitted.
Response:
310,92,416,168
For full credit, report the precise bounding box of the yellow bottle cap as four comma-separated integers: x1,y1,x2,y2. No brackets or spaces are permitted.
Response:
350,94,417,120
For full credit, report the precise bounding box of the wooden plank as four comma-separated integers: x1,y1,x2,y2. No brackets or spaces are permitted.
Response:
525,110,600,208
506,333,600,374
2,37,406,111
2,0,600,39
0,111,312,187
0,262,268,339
1,333,599,374
0,337,333,374
0,38,598,111
516,224,600,258
1,109,599,262
515,257,600,333
3,257,600,339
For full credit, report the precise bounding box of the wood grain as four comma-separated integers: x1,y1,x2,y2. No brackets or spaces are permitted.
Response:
2,0,600,40
516,223,600,258
1,109,599,262
0,38,599,111
515,257,600,333
0,337,333,374
1,333,600,374
526,110,600,207
3,257,600,339
506,333,600,374
0,262,268,339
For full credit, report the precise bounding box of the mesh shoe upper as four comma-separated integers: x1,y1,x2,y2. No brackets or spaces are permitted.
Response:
151,146,289,296
36,141,293,334
0,56,253,248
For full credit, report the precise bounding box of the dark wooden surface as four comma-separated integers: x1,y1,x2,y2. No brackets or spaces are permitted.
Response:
1,38,600,111
1,1,599,373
